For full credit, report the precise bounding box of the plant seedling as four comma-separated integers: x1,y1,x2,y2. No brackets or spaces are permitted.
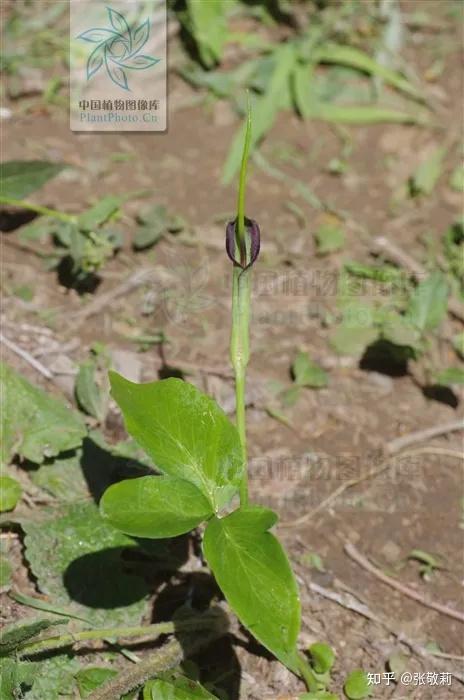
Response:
408,548,444,581
99,100,318,691
343,669,372,699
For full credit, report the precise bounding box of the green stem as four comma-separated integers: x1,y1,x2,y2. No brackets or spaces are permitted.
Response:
0,196,76,223
297,653,319,692
231,266,251,505
17,614,218,658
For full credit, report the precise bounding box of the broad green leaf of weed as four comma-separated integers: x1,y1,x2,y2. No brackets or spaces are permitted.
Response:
1,161,64,200
22,654,81,700
313,66,374,105
0,362,86,467
405,271,448,332
380,313,422,351
330,325,378,356
449,164,464,192
452,332,464,359
133,204,169,250
0,476,21,512
77,196,122,231
280,385,302,407
12,285,34,302
144,675,219,699
23,502,150,626
344,261,404,283
185,0,227,67
136,202,168,224
18,217,57,242
331,290,380,356
0,657,39,700
75,361,107,421
100,475,213,538
75,667,118,698
30,450,88,502
435,367,464,385
203,506,301,673
291,61,317,119
109,373,243,512
292,352,328,388
30,431,153,503
314,223,345,254
442,220,464,292
409,147,446,197
52,220,77,248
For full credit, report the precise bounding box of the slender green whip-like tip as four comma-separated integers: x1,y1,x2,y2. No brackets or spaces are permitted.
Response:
236,94,252,249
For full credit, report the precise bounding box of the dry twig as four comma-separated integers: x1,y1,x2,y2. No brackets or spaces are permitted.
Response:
344,542,464,624
71,268,157,326
0,332,53,380
385,419,464,454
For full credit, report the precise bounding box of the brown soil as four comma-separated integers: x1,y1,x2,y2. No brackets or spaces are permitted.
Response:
1,1,463,698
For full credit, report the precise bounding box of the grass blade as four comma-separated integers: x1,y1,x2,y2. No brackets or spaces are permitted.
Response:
316,43,424,102
222,44,296,184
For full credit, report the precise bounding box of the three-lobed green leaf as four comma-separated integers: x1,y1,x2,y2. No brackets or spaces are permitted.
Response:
109,373,243,511
100,475,213,538
105,374,302,674
203,505,301,672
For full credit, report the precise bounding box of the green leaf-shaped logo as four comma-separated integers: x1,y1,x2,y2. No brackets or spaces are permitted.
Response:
77,6,160,90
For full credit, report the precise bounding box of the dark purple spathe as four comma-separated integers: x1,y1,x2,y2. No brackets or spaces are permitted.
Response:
225,217,260,270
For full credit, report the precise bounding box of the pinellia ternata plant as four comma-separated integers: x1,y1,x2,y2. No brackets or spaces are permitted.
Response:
100,101,318,691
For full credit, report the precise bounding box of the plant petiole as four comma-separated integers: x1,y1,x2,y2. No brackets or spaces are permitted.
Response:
0,196,76,223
